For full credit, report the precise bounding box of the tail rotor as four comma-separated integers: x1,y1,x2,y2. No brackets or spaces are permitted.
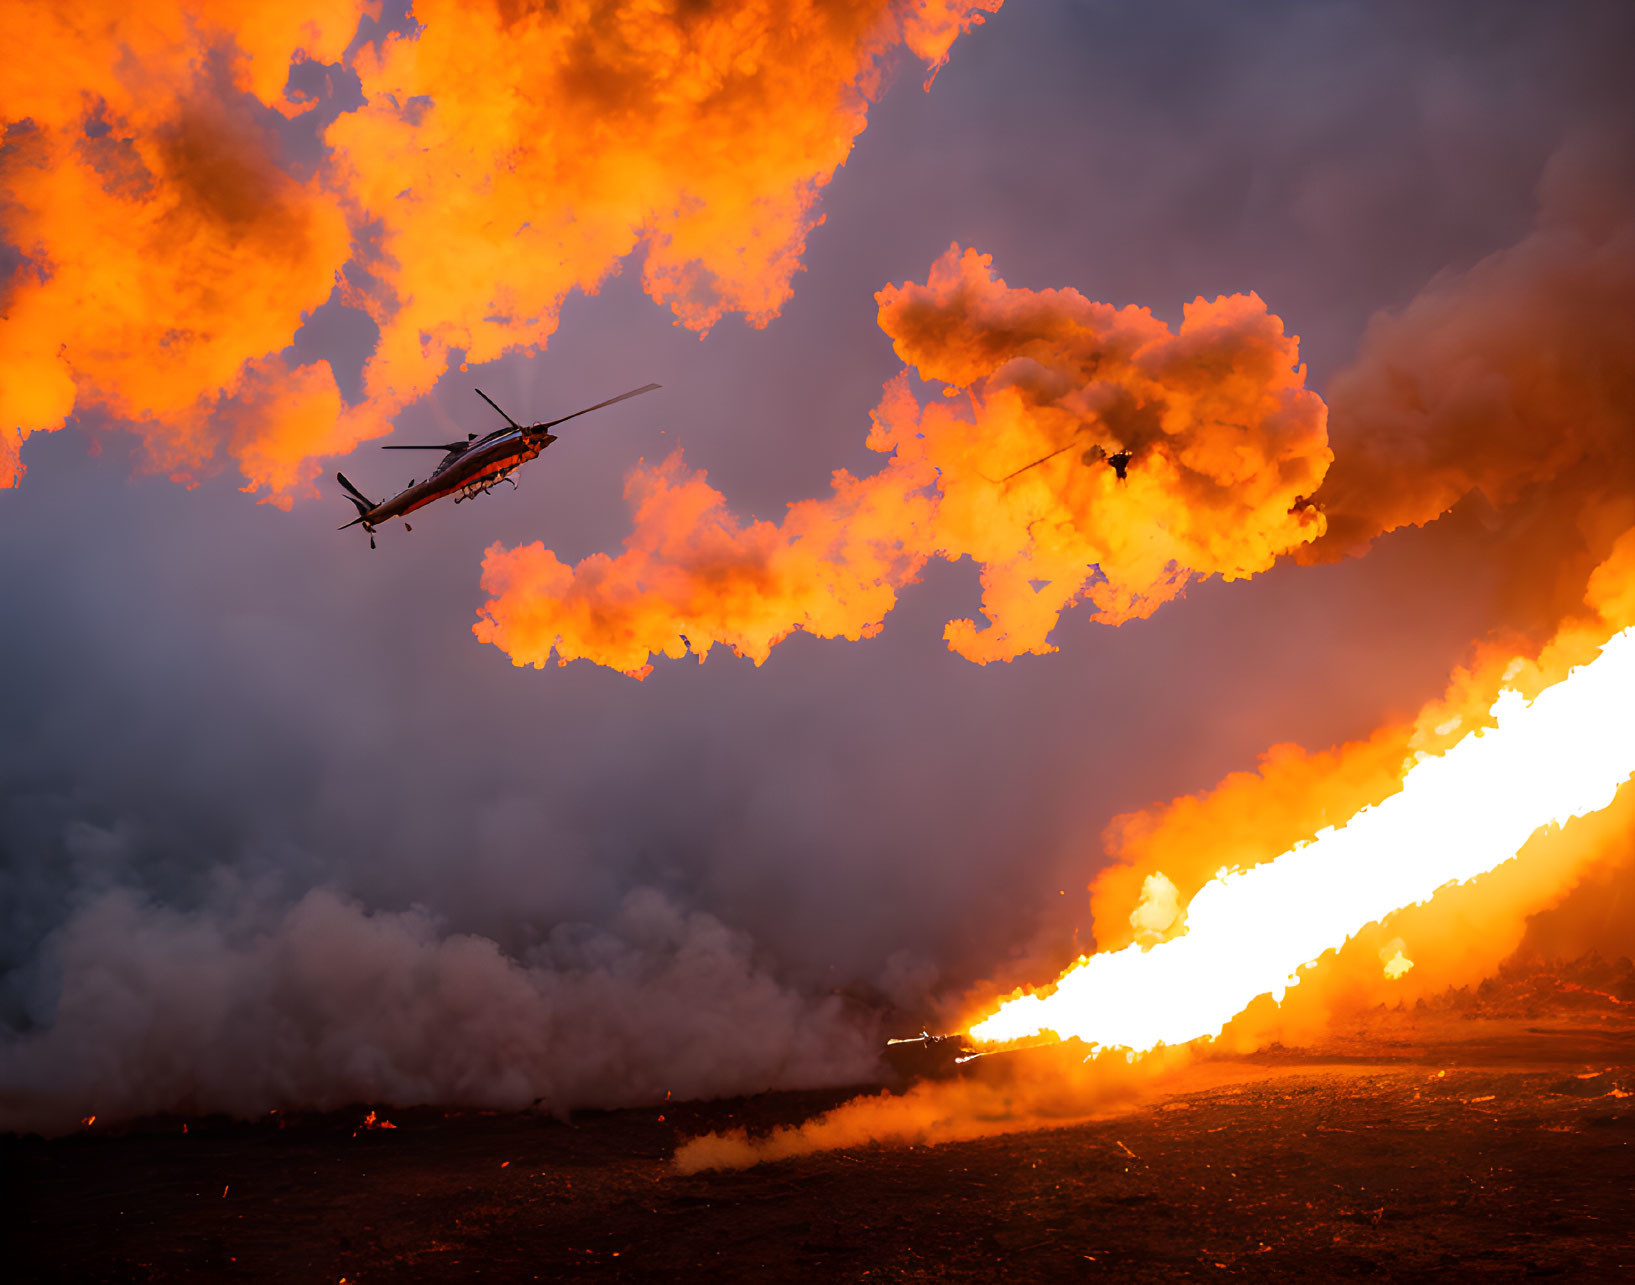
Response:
336,472,380,549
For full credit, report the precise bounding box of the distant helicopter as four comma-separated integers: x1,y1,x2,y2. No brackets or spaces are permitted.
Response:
337,383,660,547
999,438,1133,485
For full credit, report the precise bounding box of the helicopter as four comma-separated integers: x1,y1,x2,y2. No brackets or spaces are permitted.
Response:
999,438,1133,485
337,383,660,547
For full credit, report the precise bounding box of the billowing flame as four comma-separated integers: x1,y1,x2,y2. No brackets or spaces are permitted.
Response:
1,0,1001,498
0,0,367,493
475,245,1330,676
969,625,1635,1053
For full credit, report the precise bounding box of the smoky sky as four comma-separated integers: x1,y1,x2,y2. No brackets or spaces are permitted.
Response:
4,0,1634,1130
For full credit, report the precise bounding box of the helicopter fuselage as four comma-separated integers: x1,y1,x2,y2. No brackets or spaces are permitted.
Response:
358,428,558,529
338,381,660,546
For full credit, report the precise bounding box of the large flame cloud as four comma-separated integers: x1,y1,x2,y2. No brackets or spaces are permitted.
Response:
475,245,1331,675
0,0,1001,497
0,0,362,493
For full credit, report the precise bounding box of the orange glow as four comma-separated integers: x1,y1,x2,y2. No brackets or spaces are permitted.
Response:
675,1040,1195,1173
476,245,1331,675
1046,527,1635,1057
971,628,1635,1052
967,538,1635,1055
2,1,1000,499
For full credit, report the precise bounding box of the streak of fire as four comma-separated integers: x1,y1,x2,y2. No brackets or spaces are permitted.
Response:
968,623,1635,1054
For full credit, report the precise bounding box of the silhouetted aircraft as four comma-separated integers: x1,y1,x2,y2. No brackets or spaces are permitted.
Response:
1000,439,1133,485
337,383,659,547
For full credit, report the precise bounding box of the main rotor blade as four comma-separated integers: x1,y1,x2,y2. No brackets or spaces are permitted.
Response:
538,382,661,432
381,443,466,451
1000,440,1077,483
474,388,522,429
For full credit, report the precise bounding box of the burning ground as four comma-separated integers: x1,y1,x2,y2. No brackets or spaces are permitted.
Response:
10,967,1635,1280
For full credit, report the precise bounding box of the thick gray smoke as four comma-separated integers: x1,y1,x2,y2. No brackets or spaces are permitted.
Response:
1,886,876,1133
1309,131,1635,594
4,0,1634,1134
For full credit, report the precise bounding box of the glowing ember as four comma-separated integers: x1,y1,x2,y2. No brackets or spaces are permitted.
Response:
353,1109,397,1135
1381,942,1414,980
970,627,1635,1054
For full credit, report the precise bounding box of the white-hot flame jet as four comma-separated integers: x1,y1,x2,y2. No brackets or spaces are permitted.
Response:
970,627,1635,1053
